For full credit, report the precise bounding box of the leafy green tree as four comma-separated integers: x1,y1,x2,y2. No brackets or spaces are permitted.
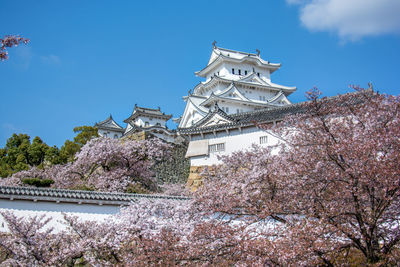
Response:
0,134,54,177
1,134,31,175
0,126,98,177
28,137,49,166
44,146,63,165
72,126,98,147
60,126,98,162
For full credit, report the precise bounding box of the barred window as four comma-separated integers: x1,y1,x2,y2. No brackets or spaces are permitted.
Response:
209,143,225,153
260,136,268,144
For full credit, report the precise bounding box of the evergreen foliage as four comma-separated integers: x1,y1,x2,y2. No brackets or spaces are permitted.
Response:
0,126,99,178
59,126,99,162
0,134,57,177
21,178,54,187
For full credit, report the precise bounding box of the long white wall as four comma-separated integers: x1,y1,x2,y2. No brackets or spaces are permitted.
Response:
0,199,120,233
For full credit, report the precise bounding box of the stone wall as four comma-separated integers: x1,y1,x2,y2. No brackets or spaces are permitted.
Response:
186,165,216,191
122,132,190,186
186,166,204,191
122,131,147,141
153,142,190,184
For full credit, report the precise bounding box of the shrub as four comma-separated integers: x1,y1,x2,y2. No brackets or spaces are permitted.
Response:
21,178,54,187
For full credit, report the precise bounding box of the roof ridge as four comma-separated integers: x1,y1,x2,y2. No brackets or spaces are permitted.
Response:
95,115,124,130
0,185,190,201
215,46,258,56
135,105,162,112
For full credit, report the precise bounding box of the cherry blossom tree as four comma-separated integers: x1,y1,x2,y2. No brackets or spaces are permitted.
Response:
0,211,82,266
1,88,399,265
1,137,171,193
0,198,195,266
1,35,29,61
198,88,400,265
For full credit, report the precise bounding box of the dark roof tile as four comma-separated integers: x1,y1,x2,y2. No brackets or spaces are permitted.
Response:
0,186,189,206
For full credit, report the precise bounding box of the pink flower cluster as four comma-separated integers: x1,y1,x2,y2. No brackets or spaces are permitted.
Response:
1,35,29,61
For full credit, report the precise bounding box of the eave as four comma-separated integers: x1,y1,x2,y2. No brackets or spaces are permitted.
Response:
199,94,280,109
123,111,172,123
193,75,296,96
178,103,305,135
190,107,237,129
96,126,125,133
123,123,176,137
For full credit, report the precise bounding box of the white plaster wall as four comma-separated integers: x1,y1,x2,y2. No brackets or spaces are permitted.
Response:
219,102,255,115
190,127,279,166
98,130,123,139
244,89,275,103
0,199,120,233
260,70,271,82
135,116,167,128
205,62,271,82
124,123,133,134
200,83,227,96
199,82,277,104
182,104,206,128
206,65,228,81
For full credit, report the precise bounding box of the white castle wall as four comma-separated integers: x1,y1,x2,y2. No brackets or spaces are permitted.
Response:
206,62,271,82
190,127,279,166
98,129,123,139
218,103,254,114
135,116,167,128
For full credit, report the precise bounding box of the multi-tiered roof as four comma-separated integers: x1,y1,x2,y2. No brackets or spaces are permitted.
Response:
178,44,296,128
123,104,172,124
122,105,180,143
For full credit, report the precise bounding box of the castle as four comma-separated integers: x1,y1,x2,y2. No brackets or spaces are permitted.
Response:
96,43,296,145
94,43,297,188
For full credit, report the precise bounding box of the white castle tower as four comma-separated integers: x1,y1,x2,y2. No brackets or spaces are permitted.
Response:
95,115,125,139
177,43,296,128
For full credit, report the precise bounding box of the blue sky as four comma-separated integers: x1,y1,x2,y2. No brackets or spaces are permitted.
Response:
1,0,400,147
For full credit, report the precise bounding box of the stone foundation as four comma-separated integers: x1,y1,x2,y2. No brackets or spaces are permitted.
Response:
186,165,216,191
122,131,147,141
